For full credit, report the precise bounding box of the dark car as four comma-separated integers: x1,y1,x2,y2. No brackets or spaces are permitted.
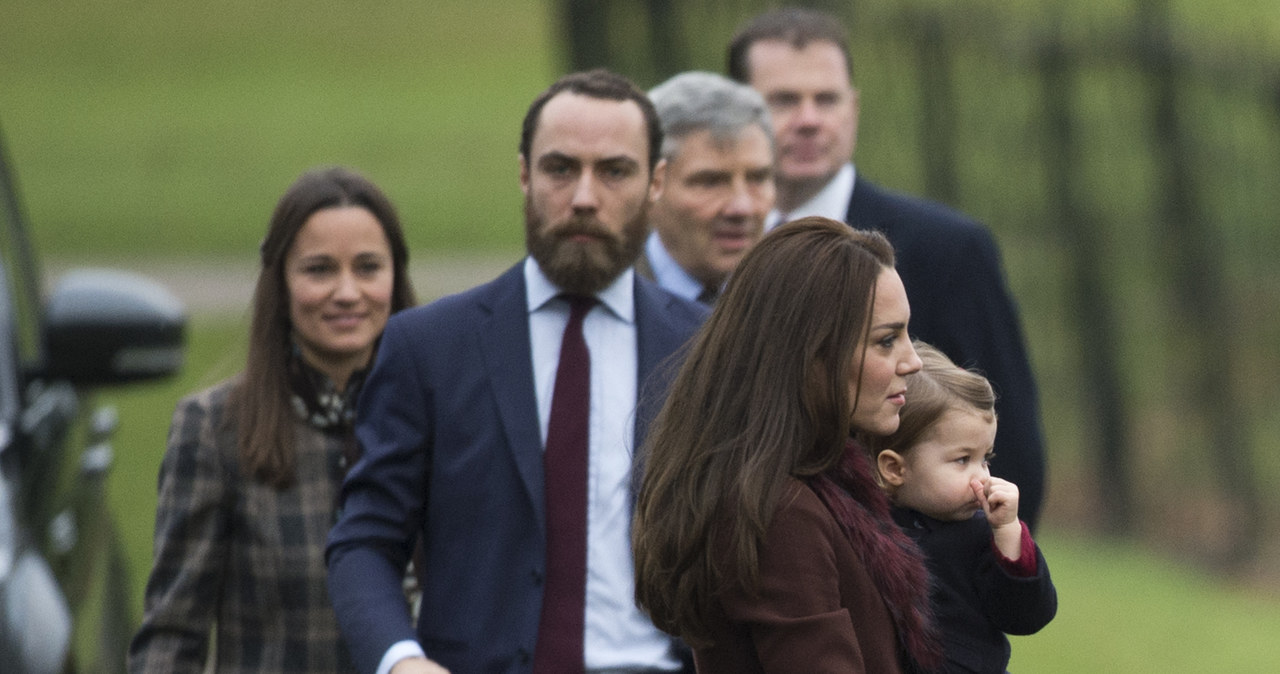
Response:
0,124,186,672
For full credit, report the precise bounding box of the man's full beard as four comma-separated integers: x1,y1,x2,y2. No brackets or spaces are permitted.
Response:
525,197,648,295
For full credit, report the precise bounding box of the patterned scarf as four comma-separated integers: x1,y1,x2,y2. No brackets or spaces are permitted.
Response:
287,349,368,436
807,439,943,673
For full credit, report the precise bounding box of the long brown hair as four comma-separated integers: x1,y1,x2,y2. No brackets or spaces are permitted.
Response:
632,217,894,644
227,166,416,488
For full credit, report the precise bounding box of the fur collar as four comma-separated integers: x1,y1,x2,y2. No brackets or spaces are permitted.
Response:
807,439,942,672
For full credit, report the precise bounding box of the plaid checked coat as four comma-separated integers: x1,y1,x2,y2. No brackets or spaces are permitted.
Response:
128,380,357,672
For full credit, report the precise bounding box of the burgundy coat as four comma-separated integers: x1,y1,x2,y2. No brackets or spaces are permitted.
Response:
694,480,906,674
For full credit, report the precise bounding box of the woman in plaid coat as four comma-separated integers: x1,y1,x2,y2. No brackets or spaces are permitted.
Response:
129,167,416,673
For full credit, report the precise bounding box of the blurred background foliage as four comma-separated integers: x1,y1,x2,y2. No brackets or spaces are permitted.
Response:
2,0,1279,669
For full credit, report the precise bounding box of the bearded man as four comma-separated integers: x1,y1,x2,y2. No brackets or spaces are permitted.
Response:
326,69,705,674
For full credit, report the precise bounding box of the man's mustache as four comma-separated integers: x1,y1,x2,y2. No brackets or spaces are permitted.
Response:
546,217,617,241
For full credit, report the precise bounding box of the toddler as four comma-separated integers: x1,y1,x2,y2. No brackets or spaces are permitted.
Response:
863,341,1057,673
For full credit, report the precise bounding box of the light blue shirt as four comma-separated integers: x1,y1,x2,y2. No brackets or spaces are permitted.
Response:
377,258,679,674
643,232,704,302
766,162,857,231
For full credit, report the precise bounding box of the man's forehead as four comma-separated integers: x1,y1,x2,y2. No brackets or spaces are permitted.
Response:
746,39,851,86
673,126,773,167
530,92,649,159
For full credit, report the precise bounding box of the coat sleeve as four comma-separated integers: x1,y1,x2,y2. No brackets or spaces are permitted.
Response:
979,538,1058,636
716,494,869,673
128,388,234,673
326,315,429,674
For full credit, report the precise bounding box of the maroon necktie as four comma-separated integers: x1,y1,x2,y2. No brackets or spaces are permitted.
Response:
534,295,594,673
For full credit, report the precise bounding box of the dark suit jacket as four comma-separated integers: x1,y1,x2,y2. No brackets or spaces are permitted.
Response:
892,508,1057,674
695,481,906,674
326,263,706,674
847,176,1047,529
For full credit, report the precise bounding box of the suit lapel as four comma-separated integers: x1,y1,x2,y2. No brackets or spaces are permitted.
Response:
475,270,699,526
633,277,686,452
475,265,547,529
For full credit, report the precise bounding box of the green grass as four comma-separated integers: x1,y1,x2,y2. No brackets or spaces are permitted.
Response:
0,0,556,256
3,1,1274,259
1009,532,1280,672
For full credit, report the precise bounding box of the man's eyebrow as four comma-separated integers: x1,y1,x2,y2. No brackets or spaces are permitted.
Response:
685,168,731,179
597,154,641,165
536,151,577,164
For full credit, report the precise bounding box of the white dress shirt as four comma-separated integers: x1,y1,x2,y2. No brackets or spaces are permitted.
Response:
643,231,704,302
766,162,857,231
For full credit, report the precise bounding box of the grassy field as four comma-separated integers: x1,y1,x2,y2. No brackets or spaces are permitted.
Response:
4,0,1273,259
1006,532,1280,671
0,0,554,256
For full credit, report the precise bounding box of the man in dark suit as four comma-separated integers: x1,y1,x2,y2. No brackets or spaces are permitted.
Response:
728,7,1047,529
326,70,705,674
636,71,776,305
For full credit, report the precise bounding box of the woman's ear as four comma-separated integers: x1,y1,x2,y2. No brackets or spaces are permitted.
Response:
877,450,908,487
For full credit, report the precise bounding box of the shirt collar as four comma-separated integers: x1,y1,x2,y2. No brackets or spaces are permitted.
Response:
767,162,858,230
524,256,635,323
643,232,703,302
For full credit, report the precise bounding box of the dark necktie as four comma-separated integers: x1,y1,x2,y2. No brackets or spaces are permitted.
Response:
697,282,720,305
534,294,595,674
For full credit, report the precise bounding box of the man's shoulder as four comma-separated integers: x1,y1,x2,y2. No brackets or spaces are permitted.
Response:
635,274,709,331
389,262,524,329
849,177,993,245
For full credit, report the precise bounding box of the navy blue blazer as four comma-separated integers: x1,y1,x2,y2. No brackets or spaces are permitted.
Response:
326,263,706,674
847,176,1047,529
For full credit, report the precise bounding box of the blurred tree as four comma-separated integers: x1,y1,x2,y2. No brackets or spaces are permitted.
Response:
1134,0,1261,567
1036,26,1136,537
